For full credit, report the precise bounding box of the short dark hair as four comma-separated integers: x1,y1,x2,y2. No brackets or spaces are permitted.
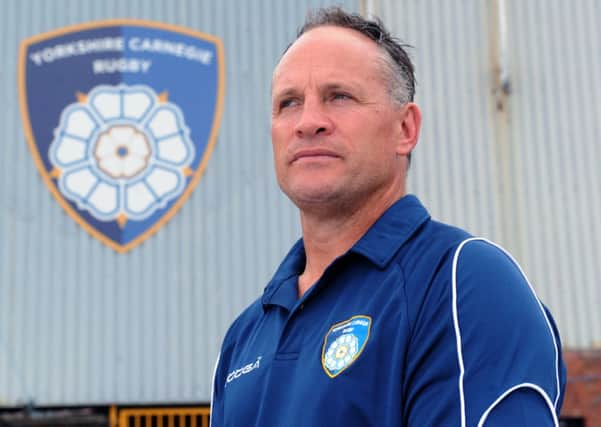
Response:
296,6,416,104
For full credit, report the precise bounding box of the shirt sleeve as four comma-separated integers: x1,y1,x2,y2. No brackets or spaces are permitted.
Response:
479,386,558,426
404,238,565,426
209,354,224,427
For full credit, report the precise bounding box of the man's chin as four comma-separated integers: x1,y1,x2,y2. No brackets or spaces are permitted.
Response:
284,186,342,207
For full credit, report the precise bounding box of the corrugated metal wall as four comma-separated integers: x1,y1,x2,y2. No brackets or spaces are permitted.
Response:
0,0,359,407
1,0,599,408
380,0,601,349
507,0,601,348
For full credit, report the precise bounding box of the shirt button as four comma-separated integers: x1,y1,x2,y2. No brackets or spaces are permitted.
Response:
300,304,305,310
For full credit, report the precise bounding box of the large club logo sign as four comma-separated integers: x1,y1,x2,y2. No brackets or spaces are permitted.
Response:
18,20,224,252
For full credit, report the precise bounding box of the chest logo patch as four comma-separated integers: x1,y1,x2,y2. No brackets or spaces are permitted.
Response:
322,315,372,378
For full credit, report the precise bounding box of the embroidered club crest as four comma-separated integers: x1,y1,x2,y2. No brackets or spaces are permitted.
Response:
322,315,372,378
18,20,224,252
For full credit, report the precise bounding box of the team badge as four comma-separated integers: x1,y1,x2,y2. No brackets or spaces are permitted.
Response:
322,315,372,378
18,20,224,252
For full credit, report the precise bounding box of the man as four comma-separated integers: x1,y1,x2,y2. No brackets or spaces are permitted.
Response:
211,7,566,426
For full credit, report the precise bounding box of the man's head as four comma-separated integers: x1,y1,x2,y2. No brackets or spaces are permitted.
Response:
271,7,421,215
296,7,416,106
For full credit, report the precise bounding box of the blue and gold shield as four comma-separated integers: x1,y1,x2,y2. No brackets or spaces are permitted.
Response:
18,20,224,252
322,315,372,378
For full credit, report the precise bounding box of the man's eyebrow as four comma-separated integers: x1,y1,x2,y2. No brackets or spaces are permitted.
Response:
272,82,361,102
321,82,354,92
272,87,300,100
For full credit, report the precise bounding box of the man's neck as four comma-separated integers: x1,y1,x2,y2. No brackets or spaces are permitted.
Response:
297,189,405,297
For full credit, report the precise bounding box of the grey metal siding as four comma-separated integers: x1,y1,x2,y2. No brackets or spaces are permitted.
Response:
2,0,599,409
0,0,359,407
379,0,601,349
507,0,601,347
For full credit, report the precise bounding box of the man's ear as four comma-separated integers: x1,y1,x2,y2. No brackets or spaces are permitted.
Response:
395,102,421,156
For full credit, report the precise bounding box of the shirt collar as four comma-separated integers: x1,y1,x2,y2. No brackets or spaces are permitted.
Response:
261,195,430,308
350,194,430,268
261,239,305,310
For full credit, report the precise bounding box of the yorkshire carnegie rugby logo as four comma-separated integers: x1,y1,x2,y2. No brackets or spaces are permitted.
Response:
322,315,371,378
18,20,224,252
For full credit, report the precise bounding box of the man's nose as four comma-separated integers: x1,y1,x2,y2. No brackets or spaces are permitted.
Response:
294,100,333,138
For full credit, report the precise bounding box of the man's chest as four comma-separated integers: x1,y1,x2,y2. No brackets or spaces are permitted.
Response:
221,268,410,426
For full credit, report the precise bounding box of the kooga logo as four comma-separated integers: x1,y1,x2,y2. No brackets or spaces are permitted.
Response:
226,356,262,385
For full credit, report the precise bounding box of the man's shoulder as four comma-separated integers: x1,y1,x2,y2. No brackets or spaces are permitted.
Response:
421,219,473,246
400,218,473,263
220,296,265,349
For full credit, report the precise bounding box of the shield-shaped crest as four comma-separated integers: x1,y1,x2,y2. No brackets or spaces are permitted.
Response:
18,20,224,252
322,315,372,378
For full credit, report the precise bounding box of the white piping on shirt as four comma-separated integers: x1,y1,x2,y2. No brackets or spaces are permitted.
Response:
477,382,558,427
209,354,220,427
451,237,561,427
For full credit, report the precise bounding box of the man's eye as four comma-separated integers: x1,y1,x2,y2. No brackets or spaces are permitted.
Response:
279,98,299,109
331,92,352,101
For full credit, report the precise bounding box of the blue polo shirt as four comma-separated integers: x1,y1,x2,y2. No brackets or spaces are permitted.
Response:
211,195,566,426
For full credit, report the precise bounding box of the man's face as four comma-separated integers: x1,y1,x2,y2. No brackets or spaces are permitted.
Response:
271,26,414,212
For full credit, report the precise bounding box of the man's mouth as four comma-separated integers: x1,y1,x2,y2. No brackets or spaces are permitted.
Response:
291,149,340,163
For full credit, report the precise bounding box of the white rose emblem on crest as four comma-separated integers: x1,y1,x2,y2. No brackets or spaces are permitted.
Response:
324,333,359,372
48,84,195,226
